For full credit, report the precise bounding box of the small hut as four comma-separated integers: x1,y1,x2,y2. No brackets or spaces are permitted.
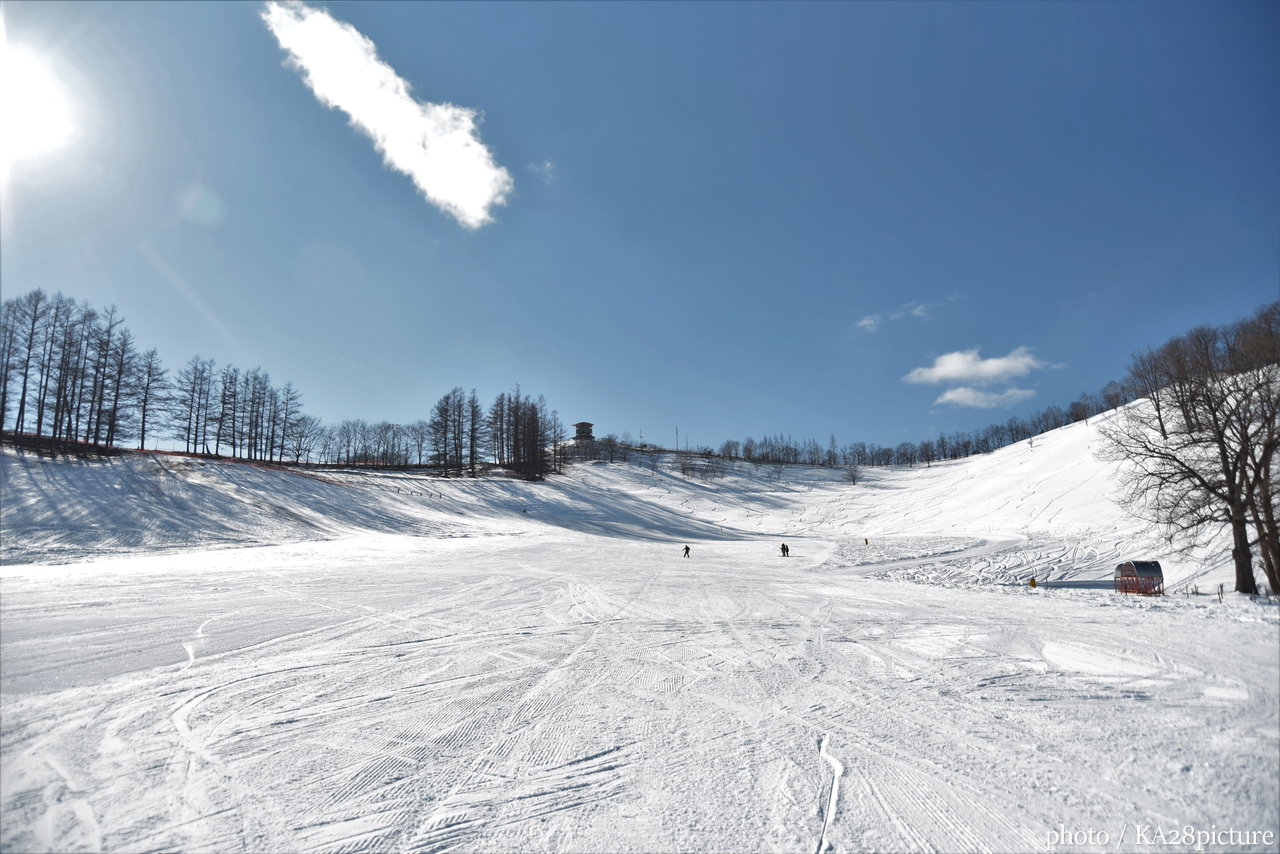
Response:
1114,561,1164,595
573,422,595,442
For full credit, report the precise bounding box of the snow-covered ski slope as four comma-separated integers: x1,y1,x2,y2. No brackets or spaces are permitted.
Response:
2,414,1277,853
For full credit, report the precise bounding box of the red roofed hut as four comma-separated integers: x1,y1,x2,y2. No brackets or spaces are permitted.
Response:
1114,561,1164,595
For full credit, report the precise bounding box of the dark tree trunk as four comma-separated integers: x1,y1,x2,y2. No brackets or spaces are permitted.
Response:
1231,511,1258,595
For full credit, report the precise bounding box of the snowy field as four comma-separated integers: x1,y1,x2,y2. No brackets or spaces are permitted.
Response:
2,417,1277,853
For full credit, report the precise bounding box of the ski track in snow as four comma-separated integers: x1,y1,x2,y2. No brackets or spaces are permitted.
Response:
815,735,842,854
2,420,1278,853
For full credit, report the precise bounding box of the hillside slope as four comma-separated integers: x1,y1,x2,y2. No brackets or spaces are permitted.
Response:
0,409,1241,591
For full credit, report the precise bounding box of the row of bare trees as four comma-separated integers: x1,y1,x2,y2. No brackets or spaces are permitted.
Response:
425,386,566,478
1101,303,1278,595
321,419,416,467
0,289,319,465
483,389,568,479
294,389,565,480
428,387,485,476
1,290,567,479
281,388,566,479
169,356,313,462
1,290,165,450
699,391,1134,471
0,291,307,460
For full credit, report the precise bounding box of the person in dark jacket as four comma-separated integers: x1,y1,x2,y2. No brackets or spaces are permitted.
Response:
781,543,789,557
682,545,690,558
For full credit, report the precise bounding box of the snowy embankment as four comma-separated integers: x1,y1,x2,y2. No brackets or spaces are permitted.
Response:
1,417,1277,853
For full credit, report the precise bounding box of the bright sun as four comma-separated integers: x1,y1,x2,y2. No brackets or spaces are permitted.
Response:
1,37,76,180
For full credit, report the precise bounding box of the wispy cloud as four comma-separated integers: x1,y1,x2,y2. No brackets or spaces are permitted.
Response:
528,160,556,185
261,1,513,229
934,386,1035,409
856,295,963,333
903,346,1046,386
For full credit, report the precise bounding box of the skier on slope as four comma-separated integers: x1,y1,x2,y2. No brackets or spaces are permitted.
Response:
682,545,690,558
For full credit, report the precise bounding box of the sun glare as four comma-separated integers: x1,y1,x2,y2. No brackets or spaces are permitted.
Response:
1,37,76,180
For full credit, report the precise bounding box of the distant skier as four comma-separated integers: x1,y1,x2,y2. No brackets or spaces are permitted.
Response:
682,545,690,558
781,543,789,557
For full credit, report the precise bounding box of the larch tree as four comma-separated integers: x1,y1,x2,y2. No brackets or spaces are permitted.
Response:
134,348,169,450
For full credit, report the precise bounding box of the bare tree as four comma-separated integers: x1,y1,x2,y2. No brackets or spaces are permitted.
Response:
288,414,324,463
406,419,431,465
214,365,241,456
0,298,19,429
1100,380,1129,412
450,388,465,475
62,301,98,442
1233,305,1279,592
133,349,169,450
1101,303,1278,594
102,327,136,447
32,294,74,437
894,441,919,467
547,407,568,475
430,387,465,474
9,289,49,434
918,440,936,467
82,305,124,444
486,392,508,467
371,421,405,465
466,389,484,476
277,381,303,463
173,356,216,454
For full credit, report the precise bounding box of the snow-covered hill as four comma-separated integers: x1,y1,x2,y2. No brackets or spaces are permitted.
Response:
2,414,1276,854
0,410,1241,591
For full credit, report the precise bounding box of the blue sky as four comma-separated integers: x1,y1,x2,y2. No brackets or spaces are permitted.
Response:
3,1,1277,451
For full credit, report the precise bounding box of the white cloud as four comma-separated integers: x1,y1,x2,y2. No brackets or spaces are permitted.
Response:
934,387,1036,409
903,346,1046,386
261,1,513,229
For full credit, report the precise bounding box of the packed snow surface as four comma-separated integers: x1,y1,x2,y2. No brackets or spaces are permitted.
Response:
2,416,1277,853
